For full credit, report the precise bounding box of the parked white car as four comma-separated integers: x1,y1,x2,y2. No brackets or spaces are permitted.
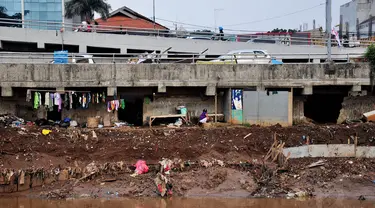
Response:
200,49,271,64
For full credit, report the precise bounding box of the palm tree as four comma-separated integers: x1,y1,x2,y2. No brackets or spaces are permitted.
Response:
65,0,111,22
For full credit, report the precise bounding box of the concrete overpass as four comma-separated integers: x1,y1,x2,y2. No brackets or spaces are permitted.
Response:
0,27,366,62
0,63,369,96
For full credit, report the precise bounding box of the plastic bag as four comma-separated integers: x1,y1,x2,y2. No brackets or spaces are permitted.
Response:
134,160,149,175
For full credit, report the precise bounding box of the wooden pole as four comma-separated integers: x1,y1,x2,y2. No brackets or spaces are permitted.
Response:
215,92,218,123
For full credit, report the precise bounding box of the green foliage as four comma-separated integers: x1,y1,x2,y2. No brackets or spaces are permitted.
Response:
65,0,111,21
365,44,375,93
365,44,375,67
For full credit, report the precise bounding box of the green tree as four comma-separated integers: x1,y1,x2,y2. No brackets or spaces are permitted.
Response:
365,44,375,93
65,0,111,21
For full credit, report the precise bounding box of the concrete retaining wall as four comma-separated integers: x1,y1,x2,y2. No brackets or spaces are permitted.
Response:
284,144,375,158
0,63,370,89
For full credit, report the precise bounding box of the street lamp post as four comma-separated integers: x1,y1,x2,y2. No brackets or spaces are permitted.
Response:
153,0,156,30
326,0,332,61
214,9,224,33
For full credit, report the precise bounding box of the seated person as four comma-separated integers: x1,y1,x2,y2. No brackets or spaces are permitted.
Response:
199,109,209,124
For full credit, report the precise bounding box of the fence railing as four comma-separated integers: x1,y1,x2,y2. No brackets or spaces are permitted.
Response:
1,17,375,47
0,52,366,64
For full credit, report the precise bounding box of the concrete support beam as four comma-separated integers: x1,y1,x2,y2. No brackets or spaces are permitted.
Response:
313,59,321,64
56,87,64,93
37,42,44,49
120,48,127,54
107,87,117,97
206,85,216,96
157,84,166,93
79,45,87,53
1,87,13,97
302,86,313,95
351,85,361,92
256,85,265,92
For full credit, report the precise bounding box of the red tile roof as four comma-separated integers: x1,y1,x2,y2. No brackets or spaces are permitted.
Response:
95,15,167,31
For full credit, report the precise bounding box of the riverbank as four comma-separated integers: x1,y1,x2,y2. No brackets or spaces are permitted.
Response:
0,124,375,199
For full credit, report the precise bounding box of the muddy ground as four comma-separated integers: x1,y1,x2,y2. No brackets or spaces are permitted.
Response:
1,123,375,199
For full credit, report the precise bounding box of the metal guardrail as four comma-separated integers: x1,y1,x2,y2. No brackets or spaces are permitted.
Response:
1,17,374,47
0,52,366,64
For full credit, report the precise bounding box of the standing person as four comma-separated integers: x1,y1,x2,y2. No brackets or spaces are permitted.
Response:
199,109,209,124
219,26,224,41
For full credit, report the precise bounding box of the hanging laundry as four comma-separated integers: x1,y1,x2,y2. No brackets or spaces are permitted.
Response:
82,93,87,108
54,93,59,106
64,93,69,110
120,99,126,110
49,93,54,111
58,95,62,112
102,92,106,103
69,92,73,109
26,89,31,102
45,92,50,108
97,93,100,104
33,92,39,109
87,93,91,108
38,92,42,108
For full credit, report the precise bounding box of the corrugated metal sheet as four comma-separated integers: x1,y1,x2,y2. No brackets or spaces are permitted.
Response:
243,91,289,126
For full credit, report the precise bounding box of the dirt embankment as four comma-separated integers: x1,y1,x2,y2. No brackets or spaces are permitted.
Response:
0,124,375,199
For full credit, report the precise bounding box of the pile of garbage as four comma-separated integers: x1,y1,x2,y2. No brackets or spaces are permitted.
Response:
0,114,25,128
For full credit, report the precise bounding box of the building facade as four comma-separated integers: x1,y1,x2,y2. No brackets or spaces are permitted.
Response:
0,0,65,29
340,0,375,38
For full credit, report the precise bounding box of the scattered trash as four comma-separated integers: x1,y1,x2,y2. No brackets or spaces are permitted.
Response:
174,118,183,127
114,122,129,128
308,160,326,168
358,195,366,201
159,158,173,175
154,173,173,197
70,120,78,127
363,110,375,122
98,124,104,128
131,160,149,177
42,129,52,136
243,133,252,139
0,114,24,128
92,131,98,139
200,160,213,168
347,160,353,164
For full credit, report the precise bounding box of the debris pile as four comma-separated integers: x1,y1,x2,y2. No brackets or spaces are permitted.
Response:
0,114,24,128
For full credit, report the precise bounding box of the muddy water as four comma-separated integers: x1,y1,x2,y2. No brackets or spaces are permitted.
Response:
0,198,374,208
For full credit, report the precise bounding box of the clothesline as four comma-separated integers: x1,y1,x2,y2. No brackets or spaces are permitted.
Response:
28,89,91,93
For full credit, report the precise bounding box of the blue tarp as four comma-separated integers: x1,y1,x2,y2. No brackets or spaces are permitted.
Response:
53,50,68,64
271,59,283,65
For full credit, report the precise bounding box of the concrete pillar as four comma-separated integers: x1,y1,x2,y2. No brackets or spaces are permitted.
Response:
351,85,361,92
157,84,166,93
1,87,13,97
120,48,127,54
302,86,313,95
56,87,64,93
107,87,117,96
205,85,216,96
0,41,2,49
79,45,87,53
256,85,265,92
37,42,44,49
293,96,305,124
313,59,321,63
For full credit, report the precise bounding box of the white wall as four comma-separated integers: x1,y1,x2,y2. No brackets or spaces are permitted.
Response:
340,0,357,34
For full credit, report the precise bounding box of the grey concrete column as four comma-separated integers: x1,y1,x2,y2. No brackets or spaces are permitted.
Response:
120,48,127,54
56,87,65,93
157,84,166,93
313,59,321,64
302,86,313,95
1,87,13,97
107,87,117,96
256,85,265,92
205,85,216,96
37,42,44,49
351,85,361,92
79,45,87,53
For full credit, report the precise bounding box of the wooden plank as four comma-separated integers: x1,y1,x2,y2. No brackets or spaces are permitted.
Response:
150,114,185,119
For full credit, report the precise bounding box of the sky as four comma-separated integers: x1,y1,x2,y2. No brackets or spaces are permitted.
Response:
105,0,350,32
